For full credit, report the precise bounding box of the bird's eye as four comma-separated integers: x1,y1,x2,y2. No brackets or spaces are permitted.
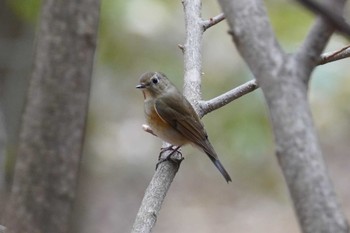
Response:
151,77,159,84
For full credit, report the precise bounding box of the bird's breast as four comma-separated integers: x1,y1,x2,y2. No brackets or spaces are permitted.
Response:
144,101,188,146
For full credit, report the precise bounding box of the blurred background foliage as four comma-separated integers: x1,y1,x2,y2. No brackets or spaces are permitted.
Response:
1,0,349,232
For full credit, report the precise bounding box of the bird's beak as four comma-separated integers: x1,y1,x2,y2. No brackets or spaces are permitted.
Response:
136,83,146,89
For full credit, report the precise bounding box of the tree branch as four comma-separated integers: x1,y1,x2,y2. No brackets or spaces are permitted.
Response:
296,0,344,77
132,0,204,232
297,18,335,71
218,0,349,232
131,158,182,233
201,44,350,116
220,0,285,85
142,124,157,137
4,0,100,232
296,0,350,36
132,0,350,231
202,13,225,31
318,45,350,65
182,0,203,104
200,79,258,115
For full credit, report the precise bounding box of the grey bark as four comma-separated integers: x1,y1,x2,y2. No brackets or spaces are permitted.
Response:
3,0,100,232
131,1,204,232
132,0,350,232
0,0,35,208
217,0,349,232
131,160,181,233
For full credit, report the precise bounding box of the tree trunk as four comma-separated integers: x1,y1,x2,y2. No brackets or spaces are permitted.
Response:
0,0,35,211
4,0,100,232
217,0,349,232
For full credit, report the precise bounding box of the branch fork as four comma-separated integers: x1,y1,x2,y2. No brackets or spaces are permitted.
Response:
132,0,350,232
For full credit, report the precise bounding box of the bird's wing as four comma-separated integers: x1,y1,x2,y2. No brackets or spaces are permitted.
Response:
155,95,231,182
154,95,208,147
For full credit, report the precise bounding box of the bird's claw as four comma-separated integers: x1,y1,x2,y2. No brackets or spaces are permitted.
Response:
158,145,177,160
155,146,183,170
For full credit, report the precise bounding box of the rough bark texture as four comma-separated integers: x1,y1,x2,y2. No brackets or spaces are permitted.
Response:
3,0,100,232
131,160,181,233
217,0,349,232
0,0,35,207
182,0,203,106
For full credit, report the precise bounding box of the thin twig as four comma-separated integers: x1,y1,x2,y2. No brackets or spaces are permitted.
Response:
142,124,157,137
178,44,185,53
199,44,350,117
202,13,225,31
199,79,258,116
318,45,350,65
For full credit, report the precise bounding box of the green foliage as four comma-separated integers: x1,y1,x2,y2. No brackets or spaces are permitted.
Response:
7,0,42,22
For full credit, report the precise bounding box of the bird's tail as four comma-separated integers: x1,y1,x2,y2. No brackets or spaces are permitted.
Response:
195,139,232,183
207,155,232,183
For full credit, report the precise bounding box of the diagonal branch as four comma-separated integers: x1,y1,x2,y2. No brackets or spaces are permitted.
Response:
296,16,337,75
218,0,284,86
131,159,182,233
318,45,350,65
199,44,350,117
296,0,350,36
202,13,225,31
199,79,258,115
296,0,347,77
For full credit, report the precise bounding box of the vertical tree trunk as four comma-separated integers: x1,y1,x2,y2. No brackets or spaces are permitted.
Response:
217,0,349,232
4,0,100,232
0,0,36,208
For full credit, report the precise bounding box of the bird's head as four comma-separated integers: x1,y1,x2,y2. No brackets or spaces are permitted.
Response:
136,72,174,99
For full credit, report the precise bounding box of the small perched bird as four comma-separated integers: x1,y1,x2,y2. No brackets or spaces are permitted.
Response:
136,72,232,183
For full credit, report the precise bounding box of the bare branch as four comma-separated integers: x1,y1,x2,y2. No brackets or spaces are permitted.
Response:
133,0,350,231
218,0,349,232
201,44,350,116
218,0,284,86
296,0,344,75
296,0,350,36
131,158,182,233
200,79,258,115
142,124,157,137
202,13,225,31
132,0,204,231
182,0,203,103
177,44,185,53
318,45,350,65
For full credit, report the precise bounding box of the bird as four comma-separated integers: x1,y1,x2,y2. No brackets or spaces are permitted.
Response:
136,71,232,183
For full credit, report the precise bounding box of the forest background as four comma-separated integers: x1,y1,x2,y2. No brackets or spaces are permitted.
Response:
0,0,349,232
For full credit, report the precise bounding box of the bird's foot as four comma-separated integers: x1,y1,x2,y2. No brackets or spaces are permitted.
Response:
156,146,183,170
158,145,177,160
